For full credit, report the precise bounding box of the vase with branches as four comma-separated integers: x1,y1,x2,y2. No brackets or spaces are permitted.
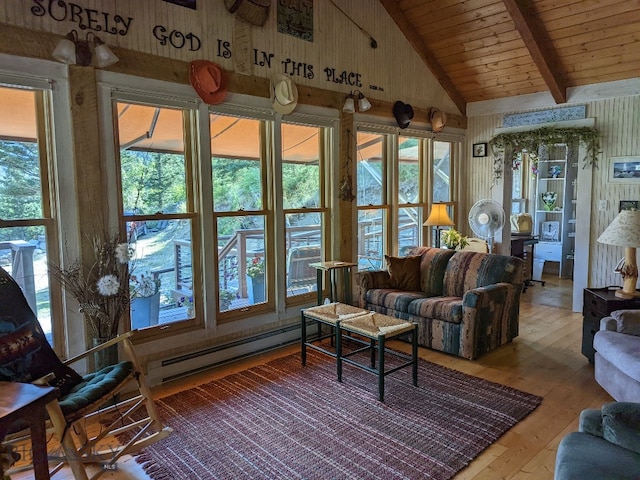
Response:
48,233,134,340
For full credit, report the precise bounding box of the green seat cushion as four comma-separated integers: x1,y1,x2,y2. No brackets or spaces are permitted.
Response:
60,361,134,416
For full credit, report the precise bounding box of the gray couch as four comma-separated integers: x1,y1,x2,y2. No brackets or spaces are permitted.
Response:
555,403,640,479
594,310,640,402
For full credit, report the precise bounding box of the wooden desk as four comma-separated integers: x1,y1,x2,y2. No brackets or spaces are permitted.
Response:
0,382,59,480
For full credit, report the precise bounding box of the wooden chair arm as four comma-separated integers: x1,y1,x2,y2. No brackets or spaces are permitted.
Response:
63,330,137,366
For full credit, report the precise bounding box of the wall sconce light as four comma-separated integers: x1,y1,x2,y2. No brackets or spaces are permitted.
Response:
342,90,371,113
52,30,119,68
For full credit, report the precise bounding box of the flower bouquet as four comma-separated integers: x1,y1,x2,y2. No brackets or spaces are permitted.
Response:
130,273,160,299
541,192,557,211
49,234,133,339
441,228,469,250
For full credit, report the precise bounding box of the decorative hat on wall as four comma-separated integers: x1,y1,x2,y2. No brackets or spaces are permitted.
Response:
189,60,228,105
393,101,414,129
270,73,298,115
224,0,271,26
430,107,447,133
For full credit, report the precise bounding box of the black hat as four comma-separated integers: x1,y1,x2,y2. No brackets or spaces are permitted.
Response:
393,101,414,129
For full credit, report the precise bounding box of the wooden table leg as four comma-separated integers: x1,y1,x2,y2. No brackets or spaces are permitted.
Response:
30,405,51,480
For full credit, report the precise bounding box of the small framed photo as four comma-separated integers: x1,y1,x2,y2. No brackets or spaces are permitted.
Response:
620,200,639,212
473,143,487,158
540,221,560,242
608,156,640,183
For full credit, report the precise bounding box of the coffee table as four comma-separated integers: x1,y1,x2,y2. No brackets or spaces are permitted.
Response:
337,312,418,402
300,302,369,365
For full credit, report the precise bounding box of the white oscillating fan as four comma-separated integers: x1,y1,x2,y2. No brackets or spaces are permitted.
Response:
468,199,506,252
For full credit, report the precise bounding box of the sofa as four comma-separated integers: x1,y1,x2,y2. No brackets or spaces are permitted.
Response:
354,246,524,360
594,309,640,402
555,402,640,479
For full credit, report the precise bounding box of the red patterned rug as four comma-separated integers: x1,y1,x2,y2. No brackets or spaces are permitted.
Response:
135,350,541,479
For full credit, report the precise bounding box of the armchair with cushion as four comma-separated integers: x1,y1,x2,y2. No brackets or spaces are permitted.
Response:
594,309,640,402
0,266,171,479
555,402,640,479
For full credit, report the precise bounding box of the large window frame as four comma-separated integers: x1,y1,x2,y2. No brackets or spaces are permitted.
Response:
356,122,461,262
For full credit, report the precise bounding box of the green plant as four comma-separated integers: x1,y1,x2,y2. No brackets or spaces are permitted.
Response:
246,255,265,278
441,229,469,250
130,273,160,298
488,126,601,182
219,289,236,309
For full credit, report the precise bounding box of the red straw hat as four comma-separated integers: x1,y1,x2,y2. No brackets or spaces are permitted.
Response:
189,60,227,105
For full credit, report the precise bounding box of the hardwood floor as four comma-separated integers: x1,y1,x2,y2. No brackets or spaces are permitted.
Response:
13,274,612,479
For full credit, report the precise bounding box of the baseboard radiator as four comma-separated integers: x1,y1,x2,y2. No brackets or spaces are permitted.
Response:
146,323,304,386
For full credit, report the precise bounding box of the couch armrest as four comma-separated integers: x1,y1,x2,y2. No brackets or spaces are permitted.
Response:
459,282,516,359
579,408,604,438
601,402,640,454
353,270,392,308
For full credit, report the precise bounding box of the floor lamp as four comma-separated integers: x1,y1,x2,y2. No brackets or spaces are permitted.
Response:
597,209,640,299
424,204,454,248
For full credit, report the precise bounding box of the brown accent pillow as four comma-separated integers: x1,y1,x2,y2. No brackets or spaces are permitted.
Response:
385,255,422,291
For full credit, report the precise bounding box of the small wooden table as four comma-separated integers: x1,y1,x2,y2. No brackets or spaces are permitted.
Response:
0,382,59,480
309,261,358,305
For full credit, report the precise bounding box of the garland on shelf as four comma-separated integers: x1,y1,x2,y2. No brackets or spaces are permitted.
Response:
488,126,601,182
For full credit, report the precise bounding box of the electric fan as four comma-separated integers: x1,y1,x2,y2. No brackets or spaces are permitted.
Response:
468,199,506,252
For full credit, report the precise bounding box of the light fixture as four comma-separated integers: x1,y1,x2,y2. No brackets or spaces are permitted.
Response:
597,209,640,298
342,93,355,113
52,30,119,68
424,203,455,248
342,90,371,113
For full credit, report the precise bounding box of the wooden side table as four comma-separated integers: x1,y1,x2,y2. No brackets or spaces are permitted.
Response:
582,287,640,362
0,382,59,480
309,261,358,305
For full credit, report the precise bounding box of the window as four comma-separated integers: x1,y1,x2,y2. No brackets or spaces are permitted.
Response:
115,100,199,330
0,85,60,346
281,121,326,304
211,113,271,316
357,127,459,261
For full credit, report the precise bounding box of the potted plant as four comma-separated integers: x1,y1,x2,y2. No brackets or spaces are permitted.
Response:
129,273,161,329
441,229,469,250
246,255,265,304
219,289,236,311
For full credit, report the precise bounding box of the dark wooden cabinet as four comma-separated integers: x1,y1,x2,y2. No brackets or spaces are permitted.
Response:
582,287,640,362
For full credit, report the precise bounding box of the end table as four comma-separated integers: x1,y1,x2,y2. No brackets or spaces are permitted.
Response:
309,261,358,305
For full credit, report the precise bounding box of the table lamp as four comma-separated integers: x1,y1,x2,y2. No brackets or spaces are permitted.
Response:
424,203,454,248
597,209,640,299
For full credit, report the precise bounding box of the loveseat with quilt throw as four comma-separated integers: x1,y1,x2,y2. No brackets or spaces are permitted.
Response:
354,246,524,360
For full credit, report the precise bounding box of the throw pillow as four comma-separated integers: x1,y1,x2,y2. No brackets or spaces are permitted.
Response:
385,254,422,291
0,268,82,396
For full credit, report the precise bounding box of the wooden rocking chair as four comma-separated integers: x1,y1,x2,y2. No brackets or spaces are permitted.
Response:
0,266,172,479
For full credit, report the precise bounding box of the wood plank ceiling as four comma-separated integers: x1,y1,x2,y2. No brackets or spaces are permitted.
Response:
380,0,640,115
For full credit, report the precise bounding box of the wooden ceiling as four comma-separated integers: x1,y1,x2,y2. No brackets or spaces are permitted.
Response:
381,0,640,115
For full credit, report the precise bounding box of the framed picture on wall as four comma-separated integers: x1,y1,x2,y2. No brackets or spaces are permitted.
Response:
540,221,560,242
620,200,639,212
472,143,487,157
608,156,640,183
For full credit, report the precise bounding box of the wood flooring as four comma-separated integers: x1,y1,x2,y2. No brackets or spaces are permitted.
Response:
12,274,612,479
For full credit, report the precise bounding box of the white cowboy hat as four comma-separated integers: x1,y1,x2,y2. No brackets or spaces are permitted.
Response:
270,73,298,115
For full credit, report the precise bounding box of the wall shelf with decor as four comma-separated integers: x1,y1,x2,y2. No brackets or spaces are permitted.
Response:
533,143,578,278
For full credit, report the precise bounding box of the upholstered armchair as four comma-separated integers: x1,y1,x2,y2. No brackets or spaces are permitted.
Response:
593,309,640,402
555,402,640,479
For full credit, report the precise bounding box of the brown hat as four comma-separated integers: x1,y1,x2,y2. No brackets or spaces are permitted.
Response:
430,108,447,133
393,101,414,129
189,60,227,105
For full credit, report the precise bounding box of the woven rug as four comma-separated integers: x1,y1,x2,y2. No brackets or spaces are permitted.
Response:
136,350,542,480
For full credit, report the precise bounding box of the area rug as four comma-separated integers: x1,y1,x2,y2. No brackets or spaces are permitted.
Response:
135,351,542,480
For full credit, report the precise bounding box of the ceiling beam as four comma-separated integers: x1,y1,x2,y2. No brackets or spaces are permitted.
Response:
379,0,467,116
501,0,567,104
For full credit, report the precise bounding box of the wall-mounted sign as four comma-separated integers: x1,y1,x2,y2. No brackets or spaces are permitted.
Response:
278,0,313,42
503,105,586,127
163,0,196,9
